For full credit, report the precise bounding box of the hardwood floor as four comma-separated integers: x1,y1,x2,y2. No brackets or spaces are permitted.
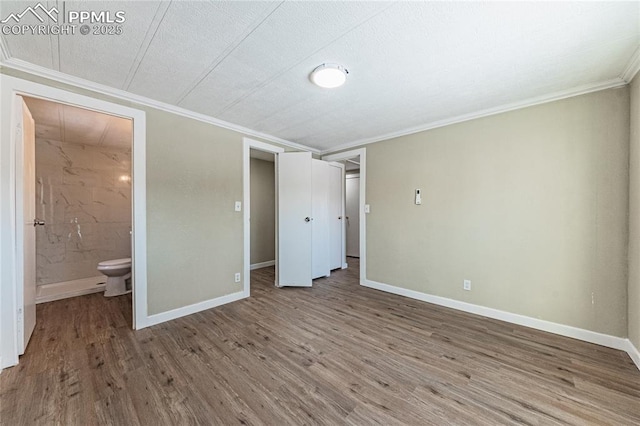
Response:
2,259,639,425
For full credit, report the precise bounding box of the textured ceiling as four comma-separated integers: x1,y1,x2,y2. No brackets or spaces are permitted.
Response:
2,1,639,152
23,96,132,149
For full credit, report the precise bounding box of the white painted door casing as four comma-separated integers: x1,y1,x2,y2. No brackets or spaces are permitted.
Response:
327,164,344,270
346,175,360,258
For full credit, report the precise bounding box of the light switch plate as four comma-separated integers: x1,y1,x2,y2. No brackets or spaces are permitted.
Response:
235,201,242,212
364,204,370,213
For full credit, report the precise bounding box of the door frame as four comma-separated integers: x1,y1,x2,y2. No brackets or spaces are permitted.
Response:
344,172,361,259
243,137,284,296
322,148,367,285
326,161,346,270
0,75,148,369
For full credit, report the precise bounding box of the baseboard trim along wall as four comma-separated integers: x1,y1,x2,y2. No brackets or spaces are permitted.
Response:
143,291,246,328
250,260,275,270
36,276,106,304
362,279,640,371
626,340,640,371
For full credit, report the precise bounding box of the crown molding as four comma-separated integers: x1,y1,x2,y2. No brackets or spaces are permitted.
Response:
0,58,321,154
322,77,627,155
621,45,640,83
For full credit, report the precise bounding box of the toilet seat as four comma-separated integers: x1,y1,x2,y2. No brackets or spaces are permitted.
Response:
98,258,131,270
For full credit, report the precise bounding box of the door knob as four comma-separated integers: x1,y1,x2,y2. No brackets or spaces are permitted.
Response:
33,219,45,226
305,217,312,222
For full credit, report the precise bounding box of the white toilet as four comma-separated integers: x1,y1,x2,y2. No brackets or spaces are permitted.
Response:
97,258,132,297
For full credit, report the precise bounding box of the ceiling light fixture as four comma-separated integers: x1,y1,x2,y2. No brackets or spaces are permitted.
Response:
310,63,348,89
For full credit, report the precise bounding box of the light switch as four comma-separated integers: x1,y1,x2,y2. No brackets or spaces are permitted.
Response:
235,201,242,212
415,189,422,205
364,204,370,213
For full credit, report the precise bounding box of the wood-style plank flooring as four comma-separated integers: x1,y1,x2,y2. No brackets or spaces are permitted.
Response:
2,258,639,425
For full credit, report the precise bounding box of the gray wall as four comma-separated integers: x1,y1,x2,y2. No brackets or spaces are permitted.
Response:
250,158,275,265
362,87,630,337
145,109,245,314
629,77,640,350
35,138,132,285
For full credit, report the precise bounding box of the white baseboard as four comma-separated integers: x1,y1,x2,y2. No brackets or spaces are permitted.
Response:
363,279,639,370
625,339,640,371
250,260,275,270
36,276,106,304
143,291,246,328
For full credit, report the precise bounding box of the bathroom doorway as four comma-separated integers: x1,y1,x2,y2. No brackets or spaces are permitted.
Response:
1,75,147,369
23,96,134,316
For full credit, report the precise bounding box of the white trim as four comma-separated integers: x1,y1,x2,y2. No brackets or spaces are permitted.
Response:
321,78,627,155
363,279,636,357
144,291,246,328
622,46,640,83
327,161,346,271
1,58,320,154
243,137,284,297
321,149,367,285
35,276,106,304
0,75,147,369
250,260,275,270
625,339,640,371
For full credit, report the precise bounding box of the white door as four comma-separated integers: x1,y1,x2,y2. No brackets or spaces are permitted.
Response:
346,175,360,258
277,152,313,287
311,160,330,279
15,96,37,354
327,164,343,270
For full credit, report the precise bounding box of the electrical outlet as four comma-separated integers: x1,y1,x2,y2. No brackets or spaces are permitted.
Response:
463,279,471,291
235,272,241,283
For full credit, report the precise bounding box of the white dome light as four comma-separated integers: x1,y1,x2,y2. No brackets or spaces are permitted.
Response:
310,63,348,88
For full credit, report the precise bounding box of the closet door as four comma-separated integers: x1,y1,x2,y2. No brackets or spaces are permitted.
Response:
277,152,313,287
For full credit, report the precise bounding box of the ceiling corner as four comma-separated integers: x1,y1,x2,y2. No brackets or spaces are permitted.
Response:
621,45,640,83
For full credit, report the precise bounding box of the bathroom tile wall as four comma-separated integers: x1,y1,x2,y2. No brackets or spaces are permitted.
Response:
35,138,132,286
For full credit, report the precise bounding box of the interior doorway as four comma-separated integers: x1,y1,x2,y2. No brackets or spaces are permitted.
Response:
242,138,348,292
344,159,360,259
23,96,134,308
249,148,277,273
322,148,367,285
1,75,147,370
